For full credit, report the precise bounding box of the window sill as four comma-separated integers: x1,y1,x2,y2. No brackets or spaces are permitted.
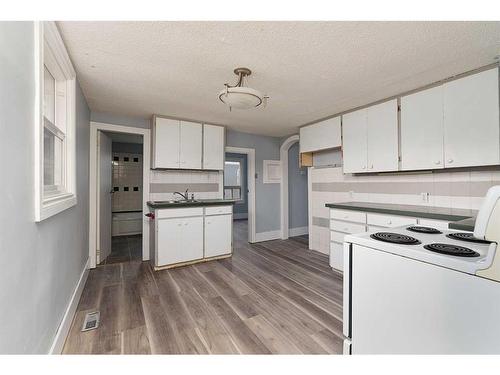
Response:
36,193,77,222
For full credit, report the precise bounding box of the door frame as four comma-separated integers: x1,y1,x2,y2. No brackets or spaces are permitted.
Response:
89,121,151,268
280,134,300,240
225,146,256,243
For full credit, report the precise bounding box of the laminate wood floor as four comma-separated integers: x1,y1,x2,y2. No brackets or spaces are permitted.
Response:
63,220,343,354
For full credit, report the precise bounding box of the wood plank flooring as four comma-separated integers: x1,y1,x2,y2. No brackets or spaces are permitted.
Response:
63,220,343,354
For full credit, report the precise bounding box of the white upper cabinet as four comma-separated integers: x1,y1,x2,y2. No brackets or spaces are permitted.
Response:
203,124,225,170
152,117,208,170
366,99,399,172
343,100,398,173
400,86,444,171
179,121,202,169
443,68,500,168
153,117,180,169
342,108,368,173
300,116,342,153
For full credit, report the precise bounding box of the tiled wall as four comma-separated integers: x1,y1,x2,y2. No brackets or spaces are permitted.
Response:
309,166,500,254
150,169,223,201
112,152,143,212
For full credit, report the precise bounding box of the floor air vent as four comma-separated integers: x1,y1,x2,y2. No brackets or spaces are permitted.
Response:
81,311,100,332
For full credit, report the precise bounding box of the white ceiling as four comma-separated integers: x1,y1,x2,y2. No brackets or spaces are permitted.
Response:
58,21,500,137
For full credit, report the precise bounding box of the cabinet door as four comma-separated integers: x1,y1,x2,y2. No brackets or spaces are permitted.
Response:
204,214,232,258
330,242,343,271
154,118,179,168
203,124,224,170
366,99,399,172
342,109,368,173
300,117,342,153
157,217,203,266
180,121,202,169
400,86,444,170
443,68,500,168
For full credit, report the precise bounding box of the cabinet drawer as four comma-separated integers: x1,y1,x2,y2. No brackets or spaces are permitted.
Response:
330,242,344,271
156,207,203,219
330,209,366,224
418,218,450,230
205,205,233,216
330,230,346,244
330,220,366,234
366,213,417,228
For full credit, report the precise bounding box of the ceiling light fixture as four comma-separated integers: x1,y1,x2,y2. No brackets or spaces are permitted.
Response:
218,67,269,111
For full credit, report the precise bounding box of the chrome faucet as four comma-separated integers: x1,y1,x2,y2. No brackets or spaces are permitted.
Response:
173,189,189,201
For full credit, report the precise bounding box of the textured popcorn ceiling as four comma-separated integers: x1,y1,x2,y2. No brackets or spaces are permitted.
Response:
58,21,500,136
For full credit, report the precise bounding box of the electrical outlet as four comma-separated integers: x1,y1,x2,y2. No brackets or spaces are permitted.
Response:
421,192,430,203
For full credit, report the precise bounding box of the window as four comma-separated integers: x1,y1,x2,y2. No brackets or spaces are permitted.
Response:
35,22,77,221
224,161,244,201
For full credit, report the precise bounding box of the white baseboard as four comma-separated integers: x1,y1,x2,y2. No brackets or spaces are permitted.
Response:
289,226,308,237
255,229,281,242
49,257,90,354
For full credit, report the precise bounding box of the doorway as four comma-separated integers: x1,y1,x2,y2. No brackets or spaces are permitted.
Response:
280,135,308,243
225,146,256,243
89,122,151,268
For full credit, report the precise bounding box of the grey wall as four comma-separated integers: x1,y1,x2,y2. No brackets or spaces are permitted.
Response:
0,22,90,353
288,142,308,230
226,130,282,234
225,152,248,217
91,111,150,128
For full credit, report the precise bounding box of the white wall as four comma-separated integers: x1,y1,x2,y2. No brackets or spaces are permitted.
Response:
0,22,90,353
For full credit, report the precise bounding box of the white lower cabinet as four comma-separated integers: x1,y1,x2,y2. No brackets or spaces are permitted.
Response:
329,208,447,272
157,216,204,266
205,214,232,258
153,205,233,269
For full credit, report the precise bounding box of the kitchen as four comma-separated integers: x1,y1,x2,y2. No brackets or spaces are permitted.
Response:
2,5,500,371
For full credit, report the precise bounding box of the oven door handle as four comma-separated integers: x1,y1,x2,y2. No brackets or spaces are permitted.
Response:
343,241,352,339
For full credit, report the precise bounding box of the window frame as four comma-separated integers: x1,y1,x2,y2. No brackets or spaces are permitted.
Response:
34,21,77,222
223,160,245,203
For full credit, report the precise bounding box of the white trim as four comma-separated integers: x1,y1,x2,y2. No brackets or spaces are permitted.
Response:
225,146,256,243
280,134,300,239
255,229,281,243
307,167,313,250
34,22,77,222
89,122,151,268
49,257,89,354
289,226,309,237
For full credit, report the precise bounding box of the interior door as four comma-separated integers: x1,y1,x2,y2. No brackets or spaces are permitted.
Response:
97,131,113,263
342,109,368,173
180,121,202,169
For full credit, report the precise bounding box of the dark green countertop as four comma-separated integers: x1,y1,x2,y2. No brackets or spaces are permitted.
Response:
448,217,476,232
325,201,476,223
147,199,236,209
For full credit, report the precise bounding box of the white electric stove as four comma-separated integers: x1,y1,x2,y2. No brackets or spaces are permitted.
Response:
342,186,500,354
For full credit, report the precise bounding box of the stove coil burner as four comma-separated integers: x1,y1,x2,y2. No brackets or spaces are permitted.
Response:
446,232,492,244
406,226,442,234
424,243,480,257
370,232,421,245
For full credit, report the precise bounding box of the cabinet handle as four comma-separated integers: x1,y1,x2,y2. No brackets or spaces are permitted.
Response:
369,165,374,169
184,223,188,226
177,223,182,226
362,166,366,170
447,159,453,163
435,160,441,165
387,220,392,225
